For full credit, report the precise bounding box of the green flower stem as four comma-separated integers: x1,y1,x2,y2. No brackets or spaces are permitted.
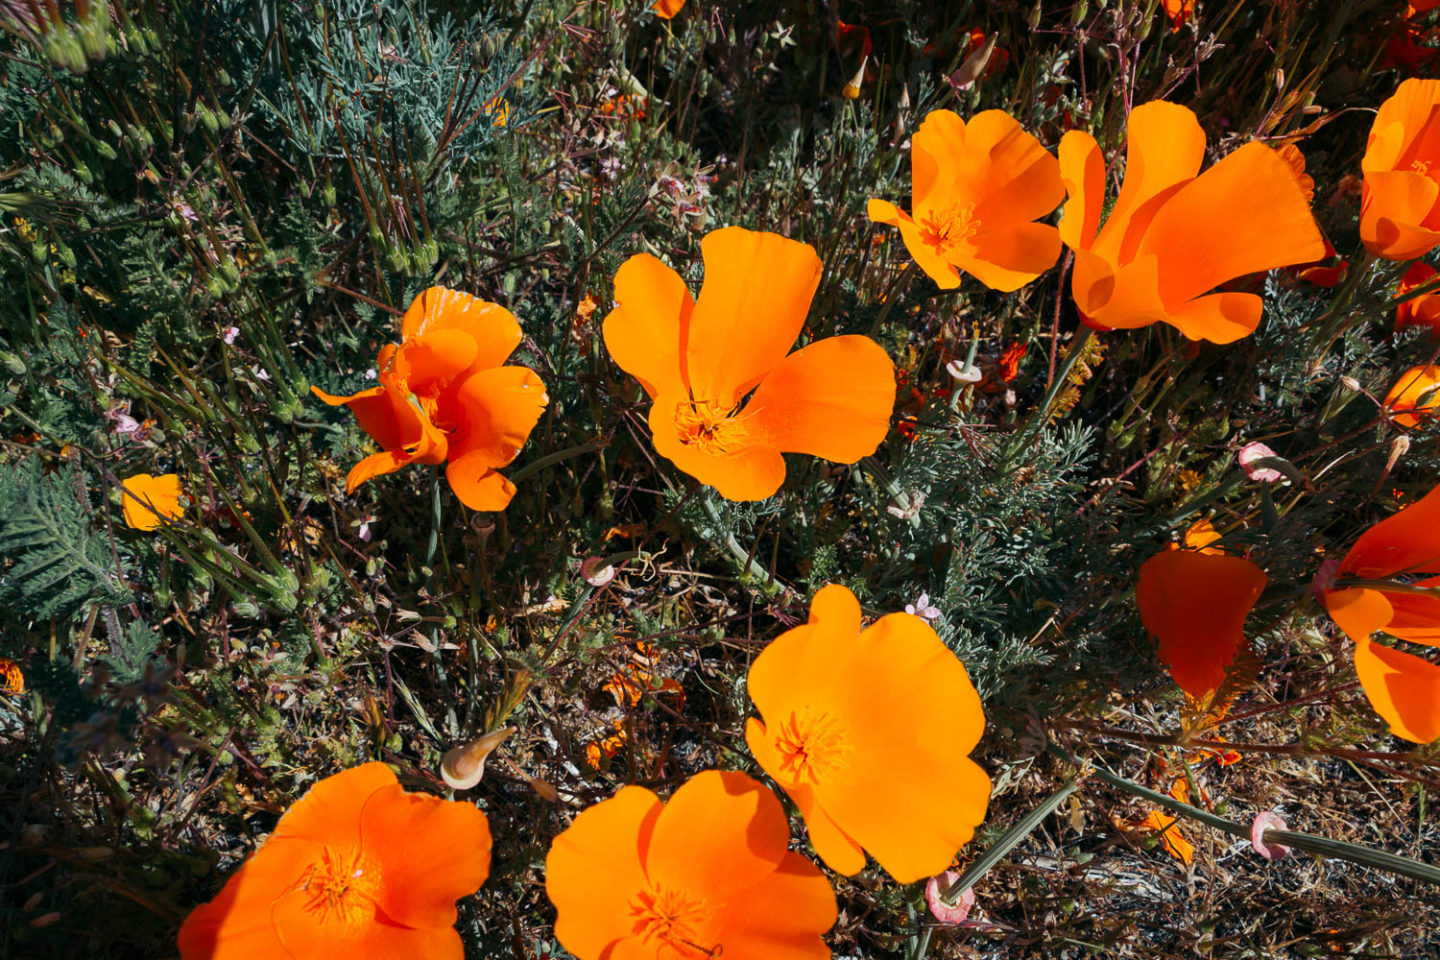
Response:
912,781,1079,960
1055,746,1440,887
506,435,608,486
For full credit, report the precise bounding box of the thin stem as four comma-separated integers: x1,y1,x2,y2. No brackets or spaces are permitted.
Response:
506,435,608,486
1052,745,1440,887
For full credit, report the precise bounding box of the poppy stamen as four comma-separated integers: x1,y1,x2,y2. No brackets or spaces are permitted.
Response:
673,398,746,455
297,845,380,927
918,202,981,257
774,708,849,783
628,885,714,954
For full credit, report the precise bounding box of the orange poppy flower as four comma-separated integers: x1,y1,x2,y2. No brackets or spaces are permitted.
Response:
1136,545,1268,700
177,762,491,959
744,584,991,883
1361,79,1440,261
1395,262,1440,334
1384,364,1440,428
121,473,184,531
314,287,547,511
0,657,23,696
869,109,1065,292
545,769,836,959
653,0,685,17
1162,0,1194,32
1058,101,1325,343
604,227,895,501
1320,485,1440,743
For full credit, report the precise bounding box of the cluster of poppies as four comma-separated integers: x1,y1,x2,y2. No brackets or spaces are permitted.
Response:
155,33,1440,960
179,585,991,958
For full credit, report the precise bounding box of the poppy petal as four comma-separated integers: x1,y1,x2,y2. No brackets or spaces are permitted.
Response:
444,453,518,511
603,253,695,400
1323,587,1396,646
707,852,837,959
1136,550,1268,699
1363,79,1440,174
816,613,992,883
1360,171,1440,261
1139,142,1325,308
401,286,522,371
176,838,316,960
644,770,790,901
271,762,396,848
346,450,410,493
1093,101,1206,261
742,335,894,462
447,366,548,469
964,110,1066,225
685,227,822,405
1353,637,1440,743
1340,484,1440,579
1084,254,1170,331
397,329,480,396
908,109,966,210
545,785,662,960
1058,130,1105,251
1164,291,1264,344
961,221,1063,292
359,783,490,930
1381,577,1440,645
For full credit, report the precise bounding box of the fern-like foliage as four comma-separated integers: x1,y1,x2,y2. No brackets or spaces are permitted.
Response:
0,460,131,626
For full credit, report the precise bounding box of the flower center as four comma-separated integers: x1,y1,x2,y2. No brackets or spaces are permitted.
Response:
774,708,850,783
628,885,719,956
295,845,381,929
918,202,981,257
1413,159,1433,177
672,398,746,455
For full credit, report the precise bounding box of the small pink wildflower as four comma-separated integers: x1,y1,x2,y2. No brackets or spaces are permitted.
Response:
905,592,941,621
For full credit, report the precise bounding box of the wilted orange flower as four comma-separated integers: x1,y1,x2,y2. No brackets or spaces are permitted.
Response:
1138,779,1195,864
653,0,685,18
1411,0,1440,13
604,227,894,501
869,109,1064,292
482,96,509,127
1395,262,1440,334
1384,364,1440,427
177,762,491,959
1361,79,1440,261
545,770,836,960
1290,234,1348,288
1321,485,1440,742
996,341,1026,382
1162,0,1194,32
1058,101,1325,343
314,287,547,510
1177,517,1224,554
1136,543,1268,700
745,584,991,883
121,473,184,531
0,657,23,696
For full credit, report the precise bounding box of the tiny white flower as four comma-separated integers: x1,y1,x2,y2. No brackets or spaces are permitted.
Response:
221,326,240,345
905,592,941,621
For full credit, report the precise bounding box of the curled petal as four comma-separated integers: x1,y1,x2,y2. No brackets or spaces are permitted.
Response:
1250,811,1290,861
925,872,976,924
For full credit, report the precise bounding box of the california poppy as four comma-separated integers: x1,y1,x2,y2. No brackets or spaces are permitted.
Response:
653,0,685,17
1361,79,1440,261
1395,262,1440,334
1384,364,1440,427
1162,0,1194,32
604,227,895,501
0,657,23,696
1321,485,1440,742
1058,101,1325,342
1136,542,1268,700
177,762,491,959
314,286,547,511
1137,779,1195,865
869,109,1065,292
121,472,184,531
744,583,991,884
545,769,836,960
